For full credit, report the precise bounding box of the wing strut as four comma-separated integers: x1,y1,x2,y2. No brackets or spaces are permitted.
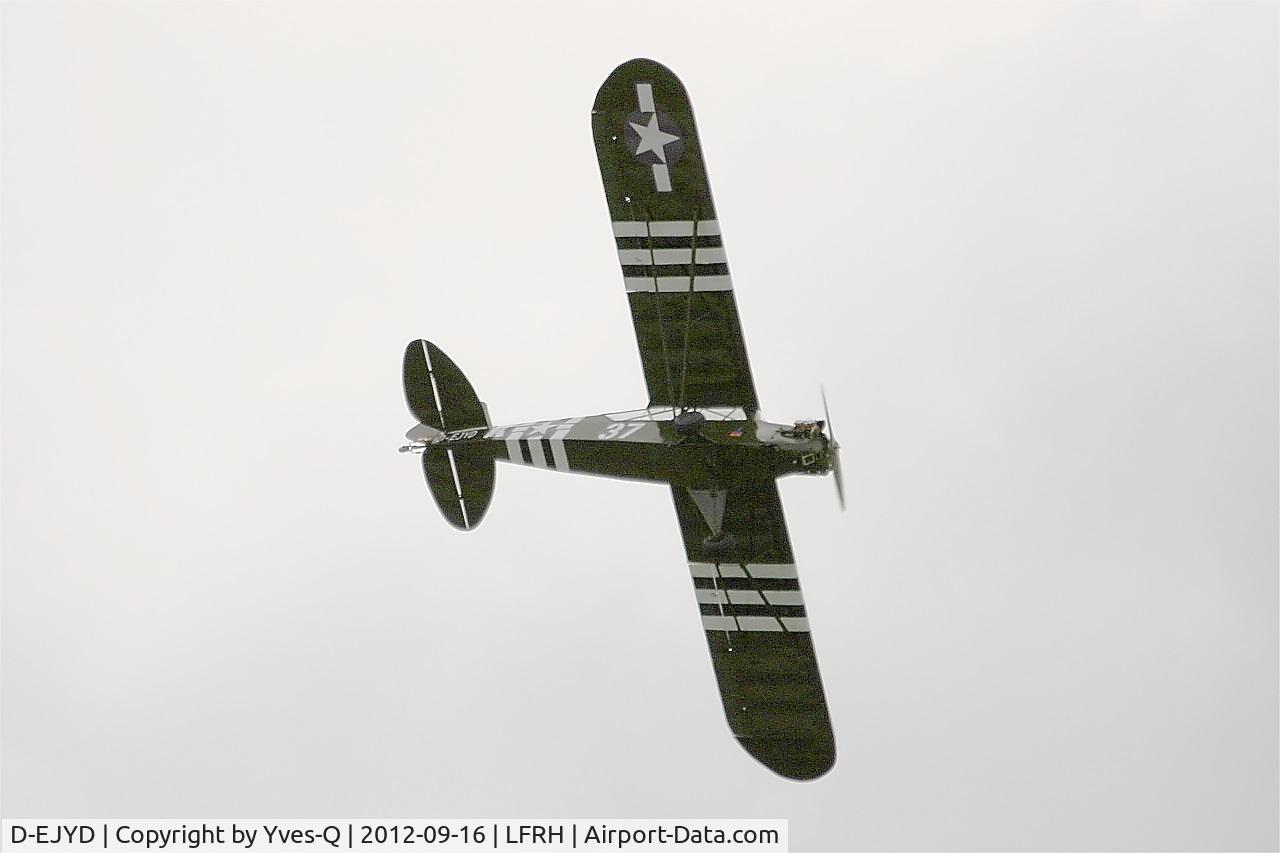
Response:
643,211,681,411
674,209,702,412
641,207,707,414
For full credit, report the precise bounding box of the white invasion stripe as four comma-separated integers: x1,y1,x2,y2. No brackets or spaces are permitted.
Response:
701,611,809,633
745,563,799,579
529,439,548,468
505,437,522,463
550,417,581,440
689,561,741,577
763,590,805,607
694,247,728,264
695,589,727,604
612,221,648,238
549,437,570,471
636,82,655,113
652,164,672,192
649,220,694,237
617,248,653,265
736,616,784,632
692,275,732,291
656,278,694,293
727,590,765,605
639,276,732,292
652,248,693,265
689,562,799,579
696,219,721,236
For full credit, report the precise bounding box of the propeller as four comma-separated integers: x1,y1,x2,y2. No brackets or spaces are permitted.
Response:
821,385,845,511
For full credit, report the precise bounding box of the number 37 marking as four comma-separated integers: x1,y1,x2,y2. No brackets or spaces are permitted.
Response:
597,423,645,440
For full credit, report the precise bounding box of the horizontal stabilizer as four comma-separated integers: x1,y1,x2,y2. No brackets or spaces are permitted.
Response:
403,339,489,432
422,446,495,531
405,423,443,443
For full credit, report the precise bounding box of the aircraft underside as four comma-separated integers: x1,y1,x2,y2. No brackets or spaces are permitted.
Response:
399,59,841,781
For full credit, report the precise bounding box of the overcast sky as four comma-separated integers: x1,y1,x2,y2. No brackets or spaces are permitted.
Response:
3,2,1277,850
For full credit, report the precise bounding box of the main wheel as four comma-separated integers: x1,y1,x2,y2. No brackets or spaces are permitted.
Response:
673,410,706,437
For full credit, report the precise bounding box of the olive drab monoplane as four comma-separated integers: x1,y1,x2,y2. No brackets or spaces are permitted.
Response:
399,58,841,781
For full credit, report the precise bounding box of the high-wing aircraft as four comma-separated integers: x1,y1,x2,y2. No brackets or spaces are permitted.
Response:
399,58,840,781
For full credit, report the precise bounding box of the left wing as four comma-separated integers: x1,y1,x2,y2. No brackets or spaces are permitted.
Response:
671,481,836,780
592,58,760,414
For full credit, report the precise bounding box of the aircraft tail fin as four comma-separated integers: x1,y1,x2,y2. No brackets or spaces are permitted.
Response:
404,339,495,530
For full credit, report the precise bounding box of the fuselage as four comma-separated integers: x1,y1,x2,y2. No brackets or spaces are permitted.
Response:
404,405,834,490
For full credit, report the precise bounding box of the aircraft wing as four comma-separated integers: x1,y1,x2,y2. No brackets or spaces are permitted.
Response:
592,58,760,414
671,482,836,780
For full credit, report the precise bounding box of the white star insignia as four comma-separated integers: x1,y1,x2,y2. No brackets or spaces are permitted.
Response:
629,113,680,163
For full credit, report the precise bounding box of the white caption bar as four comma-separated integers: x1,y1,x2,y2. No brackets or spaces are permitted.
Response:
3,819,788,852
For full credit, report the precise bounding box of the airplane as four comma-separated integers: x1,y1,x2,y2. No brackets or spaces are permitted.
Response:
399,58,840,781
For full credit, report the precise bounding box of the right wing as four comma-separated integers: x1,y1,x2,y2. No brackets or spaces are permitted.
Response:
592,58,760,414
671,481,836,780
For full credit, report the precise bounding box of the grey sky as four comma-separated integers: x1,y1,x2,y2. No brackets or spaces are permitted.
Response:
3,2,1276,850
